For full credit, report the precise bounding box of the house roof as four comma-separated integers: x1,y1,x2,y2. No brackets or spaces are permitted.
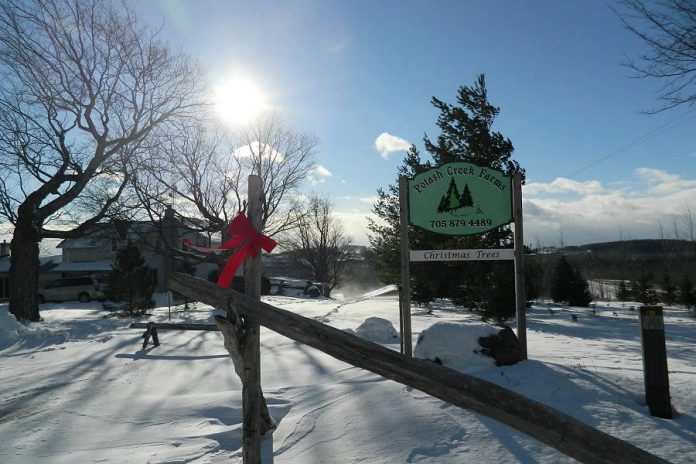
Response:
52,261,113,272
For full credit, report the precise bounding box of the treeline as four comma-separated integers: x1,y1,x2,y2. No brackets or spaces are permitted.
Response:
526,239,696,307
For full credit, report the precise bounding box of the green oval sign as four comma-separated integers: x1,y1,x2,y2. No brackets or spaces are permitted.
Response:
408,162,513,236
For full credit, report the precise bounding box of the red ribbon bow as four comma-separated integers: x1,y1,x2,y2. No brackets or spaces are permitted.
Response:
183,212,277,288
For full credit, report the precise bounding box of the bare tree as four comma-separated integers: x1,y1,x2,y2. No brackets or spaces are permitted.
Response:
235,112,319,237
616,0,696,111
681,202,695,241
282,195,352,293
0,0,202,321
133,112,317,240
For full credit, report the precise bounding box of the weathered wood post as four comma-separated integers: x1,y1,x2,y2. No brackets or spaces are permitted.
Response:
638,306,672,419
242,175,263,462
398,176,412,357
512,172,527,360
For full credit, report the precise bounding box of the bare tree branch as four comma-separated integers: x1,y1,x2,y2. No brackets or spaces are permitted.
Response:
616,0,696,111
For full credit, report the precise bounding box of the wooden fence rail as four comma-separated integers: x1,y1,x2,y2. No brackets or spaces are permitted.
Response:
168,272,668,464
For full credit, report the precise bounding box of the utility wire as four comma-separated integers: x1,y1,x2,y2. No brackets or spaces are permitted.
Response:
564,107,696,179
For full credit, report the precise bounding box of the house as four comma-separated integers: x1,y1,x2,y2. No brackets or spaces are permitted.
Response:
54,216,214,292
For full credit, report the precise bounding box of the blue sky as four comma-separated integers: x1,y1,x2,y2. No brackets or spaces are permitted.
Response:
132,0,696,246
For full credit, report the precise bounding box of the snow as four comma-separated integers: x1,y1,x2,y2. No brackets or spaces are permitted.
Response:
353,316,399,342
1,295,695,463
414,321,498,371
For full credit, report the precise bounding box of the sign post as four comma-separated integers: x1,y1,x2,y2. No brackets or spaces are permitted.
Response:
400,162,526,358
512,172,527,360
399,176,412,357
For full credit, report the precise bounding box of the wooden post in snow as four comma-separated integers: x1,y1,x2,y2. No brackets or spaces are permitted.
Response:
399,176,412,357
242,174,263,463
512,172,527,360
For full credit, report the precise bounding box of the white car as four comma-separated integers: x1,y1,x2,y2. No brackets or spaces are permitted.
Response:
38,276,106,303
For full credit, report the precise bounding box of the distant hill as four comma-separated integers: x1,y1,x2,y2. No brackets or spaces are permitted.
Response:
563,239,696,255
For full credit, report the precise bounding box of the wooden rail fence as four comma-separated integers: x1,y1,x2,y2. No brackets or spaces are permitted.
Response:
165,272,669,464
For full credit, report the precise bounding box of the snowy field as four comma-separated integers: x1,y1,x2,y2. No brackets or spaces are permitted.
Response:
1,292,695,463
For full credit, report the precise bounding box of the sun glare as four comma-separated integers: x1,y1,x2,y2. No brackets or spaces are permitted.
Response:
213,77,268,127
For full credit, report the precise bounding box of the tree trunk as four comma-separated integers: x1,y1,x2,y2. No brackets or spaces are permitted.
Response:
9,209,42,321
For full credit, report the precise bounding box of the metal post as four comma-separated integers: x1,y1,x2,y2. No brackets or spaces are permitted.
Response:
399,176,412,357
242,175,263,462
512,172,527,360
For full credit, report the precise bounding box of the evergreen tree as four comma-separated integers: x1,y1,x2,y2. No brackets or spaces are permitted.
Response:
634,272,658,305
629,279,641,302
660,272,677,306
368,75,524,321
616,280,631,302
678,275,696,308
550,255,591,307
106,245,155,315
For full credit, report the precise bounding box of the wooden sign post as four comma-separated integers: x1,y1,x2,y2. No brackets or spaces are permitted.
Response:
399,176,413,356
399,162,527,359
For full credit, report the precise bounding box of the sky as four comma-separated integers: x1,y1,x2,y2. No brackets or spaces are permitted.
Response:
128,0,696,247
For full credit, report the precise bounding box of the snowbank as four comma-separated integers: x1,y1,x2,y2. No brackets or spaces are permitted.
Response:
0,306,28,349
0,306,77,350
414,321,498,370
353,316,399,342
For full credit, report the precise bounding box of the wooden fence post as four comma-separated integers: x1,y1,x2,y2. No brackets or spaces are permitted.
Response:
639,306,672,419
242,175,263,463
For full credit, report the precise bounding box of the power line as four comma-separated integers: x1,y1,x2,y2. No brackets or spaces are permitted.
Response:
564,107,696,179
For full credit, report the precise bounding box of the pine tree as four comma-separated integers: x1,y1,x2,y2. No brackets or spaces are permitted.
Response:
678,275,696,308
368,75,524,321
634,272,658,305
616,280,631,302
106,245,155,315
550,255,591,307
660,272,677,306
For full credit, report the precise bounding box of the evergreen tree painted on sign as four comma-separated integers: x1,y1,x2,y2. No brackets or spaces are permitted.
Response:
438,177,461,212
437,179,475,213
460,183,474,207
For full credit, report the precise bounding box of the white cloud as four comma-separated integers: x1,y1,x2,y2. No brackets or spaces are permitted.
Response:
233,141,283,162
307,164,332,184
524,178,603,196
374,132,411,160
633,167,696,195
332,210,376,246
337,195,377,205
522,168,696,246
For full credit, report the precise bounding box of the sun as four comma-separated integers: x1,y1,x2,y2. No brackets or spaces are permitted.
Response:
213,77,268,127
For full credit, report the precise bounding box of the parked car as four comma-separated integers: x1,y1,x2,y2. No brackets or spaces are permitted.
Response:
37,276,106,303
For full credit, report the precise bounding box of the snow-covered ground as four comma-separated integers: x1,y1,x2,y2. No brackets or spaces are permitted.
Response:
1,293,695,463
